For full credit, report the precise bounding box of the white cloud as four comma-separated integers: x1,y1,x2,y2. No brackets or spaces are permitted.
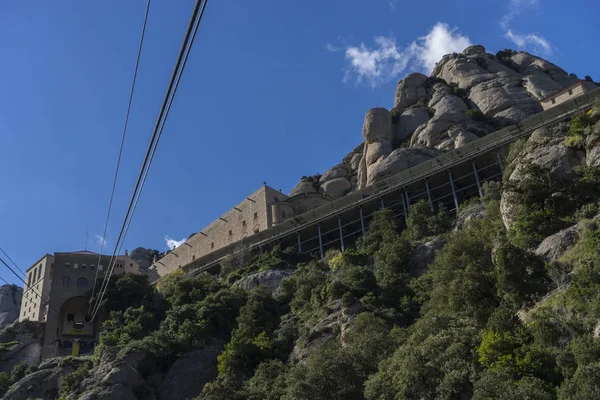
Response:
337,22,471,87
95,234,106,247
505,29,552,54
165,235,185,250
500,0,553,54
500,0,538,29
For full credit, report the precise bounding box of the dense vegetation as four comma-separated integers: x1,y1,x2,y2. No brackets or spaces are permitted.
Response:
51,107,600,399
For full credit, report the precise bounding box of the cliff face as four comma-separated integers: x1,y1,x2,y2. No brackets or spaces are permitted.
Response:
292,45,589,196
0,285,23,329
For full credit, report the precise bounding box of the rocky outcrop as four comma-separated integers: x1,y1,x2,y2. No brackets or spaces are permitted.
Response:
454,203,486,231
157,340,225,400
586,122,600,167
319,177,352,199
234,269,292,295
0,320,45,373
409,239,446,277
367,147,440,186
535,225,579,263
0,285,22,328
289,179,318,197
500,123,586,231
129,248,159,270
394,73,429,110
357,108,393,189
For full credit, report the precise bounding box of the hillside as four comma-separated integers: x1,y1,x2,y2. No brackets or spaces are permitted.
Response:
2,47,600,400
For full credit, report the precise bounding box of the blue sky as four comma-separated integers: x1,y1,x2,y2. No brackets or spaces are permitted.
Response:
0,0,598,284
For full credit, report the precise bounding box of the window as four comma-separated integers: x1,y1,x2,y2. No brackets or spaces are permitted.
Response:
282,211,286,218
551,99,556,104
65,263,70,267
90,265,95,270
254,212,258,220
76,278,88,287
81,264,86,270
67,313,75,322
36,267,41,281
73,322,84,329
129,263,133,267
74,263,78,269
229,230,233,237
27,272,32,286
254,228,260,234
242,220,246,227
568,89,573,95
61,277,71,287
98,264,103,271
192,255,195,261
211,242,214,249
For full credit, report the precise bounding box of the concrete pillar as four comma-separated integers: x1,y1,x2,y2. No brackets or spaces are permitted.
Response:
400,190,409,222
297,233,302,253
317,224,324,259
448,170,460,211
496,151,504,175
338,216,345,252
380,197,385,209
359,207,366,237
425,179,434,212
472,161,484,198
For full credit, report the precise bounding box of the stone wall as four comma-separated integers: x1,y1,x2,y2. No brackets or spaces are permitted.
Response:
20,255,53,323
153,185,285,277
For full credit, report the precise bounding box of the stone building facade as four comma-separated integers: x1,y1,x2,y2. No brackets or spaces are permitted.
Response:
153,185,286,277
19,250,142,359
271,193,333,226
540,80,597,110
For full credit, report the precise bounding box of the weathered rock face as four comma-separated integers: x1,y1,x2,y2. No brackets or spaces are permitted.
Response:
586,122,600,167
535,225,579,263
409,239,446,277
129,248,159,270
234,269,292,296
289,179,318,196
500,124,586,231
157,340,225,400
292,45,585,205
0,285,22,328
0,320,45,373
394,73,429,110
366,147,440,186
454,203,486,231
319,177,352,199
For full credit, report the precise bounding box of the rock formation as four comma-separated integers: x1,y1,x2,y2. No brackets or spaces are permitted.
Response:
0,320,45,373
0,285,22,328
290,45,585,194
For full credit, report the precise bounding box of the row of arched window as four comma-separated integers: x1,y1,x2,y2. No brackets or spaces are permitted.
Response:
60,277,88,287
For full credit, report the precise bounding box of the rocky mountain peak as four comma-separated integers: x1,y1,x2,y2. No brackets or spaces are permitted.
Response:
290,45,593,195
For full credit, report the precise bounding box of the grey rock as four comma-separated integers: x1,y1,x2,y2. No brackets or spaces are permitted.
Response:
523,74,563,100
0,320,45,373
362,108,392,143
510,52,573,85
535,225,579,262
462,45,486,56
129,248,159,269
409,239,446,277
289,179,317,196
367,147,440,186
157,340,225,400
319,164,349,183
235,269,292,295
0,284,22,328
394,73,429,110
586,127,600,167
454,202,486,231
319,177,352,199
394,107,430,143
594,320,600,338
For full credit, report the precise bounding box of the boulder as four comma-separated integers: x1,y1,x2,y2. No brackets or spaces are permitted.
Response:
129,248,159,270
367,147,440,186
510,52,573,85
409,239,446,277
320,178,352,199
319,164,349,183
362,108,392,142
454,202,485,231
394,107,430,143
535,225,579,263
0,285,22,328
462,45,486,57
235,269,292,295
289,179,317,196
523,75,563,100
394,73,429,110
157,340,225,400
365,140,393,165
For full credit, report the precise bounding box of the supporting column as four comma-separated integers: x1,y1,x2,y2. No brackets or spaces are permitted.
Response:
400,190,409,222
448,170,460,211
472,161,484,198
404,189,411,212
297,232,302,253
380,197,385,209
317,224,324,259
425,179,434,212
338,216,345,252
359,207,366,237
496,151,504,175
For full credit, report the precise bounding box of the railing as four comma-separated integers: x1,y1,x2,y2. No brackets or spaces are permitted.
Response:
163,87,600,280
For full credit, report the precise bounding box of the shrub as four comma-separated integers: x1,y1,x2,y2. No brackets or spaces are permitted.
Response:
58,358,94,398
391,108,400,124
466,108,487,122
